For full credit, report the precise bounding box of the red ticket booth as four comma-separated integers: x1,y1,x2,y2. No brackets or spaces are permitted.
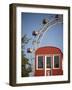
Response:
35,46,63,76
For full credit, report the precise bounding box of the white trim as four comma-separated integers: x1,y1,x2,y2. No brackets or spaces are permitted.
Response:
45,55,53,76
36,55,44,70
53,54,60,69
36,54,60,56
16,6,68,84
36,54,61,76
45,55,52,69
45,56,46,76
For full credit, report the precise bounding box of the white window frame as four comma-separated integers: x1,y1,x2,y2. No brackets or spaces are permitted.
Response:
45,55,53,76
45,55,52,70
36,55,44,70
53,54,60,69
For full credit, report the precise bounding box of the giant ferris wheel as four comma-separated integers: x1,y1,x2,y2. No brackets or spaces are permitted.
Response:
27,15,63,53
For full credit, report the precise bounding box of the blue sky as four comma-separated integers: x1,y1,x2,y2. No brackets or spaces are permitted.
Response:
21,12,63,60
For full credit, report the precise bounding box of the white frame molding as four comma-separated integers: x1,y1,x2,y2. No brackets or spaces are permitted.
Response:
36,55,44,70
15,5,69,84
45,55,53,76
36,54,61,76
45,55,53,70
53,54,60,69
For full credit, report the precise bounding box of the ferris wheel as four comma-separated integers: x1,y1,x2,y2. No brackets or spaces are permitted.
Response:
27,15,63,53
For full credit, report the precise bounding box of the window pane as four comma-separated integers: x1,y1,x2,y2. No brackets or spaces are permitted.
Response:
54,56,59,68
38,56,43,68
46,57,51,68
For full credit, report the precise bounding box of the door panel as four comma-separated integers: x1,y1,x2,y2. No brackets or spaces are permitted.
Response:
46,57,51,68
46,70,51,76
45,56,52,76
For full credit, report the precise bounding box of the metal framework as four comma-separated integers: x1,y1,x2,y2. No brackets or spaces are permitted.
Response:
31,15,63,52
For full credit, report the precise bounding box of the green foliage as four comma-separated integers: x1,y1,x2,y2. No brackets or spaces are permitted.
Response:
21,34,32,77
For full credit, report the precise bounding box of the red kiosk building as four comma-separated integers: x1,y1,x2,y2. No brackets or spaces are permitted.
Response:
35,46,63,76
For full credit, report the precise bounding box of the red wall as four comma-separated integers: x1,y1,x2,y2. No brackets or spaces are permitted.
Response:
35,46,63,76
35,46,63,55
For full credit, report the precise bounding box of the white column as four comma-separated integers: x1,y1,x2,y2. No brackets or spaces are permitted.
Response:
45,56,46,76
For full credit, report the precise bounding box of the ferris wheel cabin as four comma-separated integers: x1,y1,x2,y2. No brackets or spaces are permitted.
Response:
35,46,63,76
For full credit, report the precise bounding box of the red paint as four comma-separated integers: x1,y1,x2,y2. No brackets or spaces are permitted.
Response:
35,46,63,55
35,70,44,76
52,69,63,75
35,46,63,76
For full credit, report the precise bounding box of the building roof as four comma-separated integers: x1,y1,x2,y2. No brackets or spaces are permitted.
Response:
35,46,63,55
